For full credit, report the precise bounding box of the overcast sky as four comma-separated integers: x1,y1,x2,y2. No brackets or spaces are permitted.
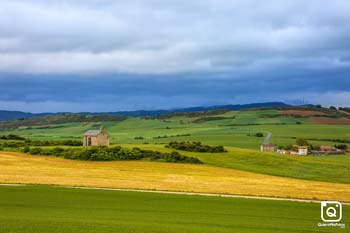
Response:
0,0,350,112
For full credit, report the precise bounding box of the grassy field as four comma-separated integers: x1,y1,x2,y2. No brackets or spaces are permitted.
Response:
120,144,350,184
0,108,349,232
1,142,350,184
0,185,348,233
1,109,350,150
1,152,350,201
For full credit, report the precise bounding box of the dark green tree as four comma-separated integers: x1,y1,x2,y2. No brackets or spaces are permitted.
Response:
296,138,309,146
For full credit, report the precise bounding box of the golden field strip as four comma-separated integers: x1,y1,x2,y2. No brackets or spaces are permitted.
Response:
1,152,349,202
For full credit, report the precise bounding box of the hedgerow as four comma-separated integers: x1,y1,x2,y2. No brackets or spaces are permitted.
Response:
24,146,202,164
166,141,226,153
0,137,82,148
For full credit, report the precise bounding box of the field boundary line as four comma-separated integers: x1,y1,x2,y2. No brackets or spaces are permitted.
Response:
1,183,349,205
0,184,27,186
67,186,350,205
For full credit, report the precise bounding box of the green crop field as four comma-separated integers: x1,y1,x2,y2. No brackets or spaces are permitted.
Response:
0,185,348,233
2,109,350,150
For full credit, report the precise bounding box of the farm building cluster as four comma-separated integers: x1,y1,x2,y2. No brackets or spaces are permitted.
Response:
261,143,346,155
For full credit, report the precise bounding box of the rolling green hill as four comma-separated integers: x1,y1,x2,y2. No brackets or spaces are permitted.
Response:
1,107,349,150
0,102,290,121
0,114,127,130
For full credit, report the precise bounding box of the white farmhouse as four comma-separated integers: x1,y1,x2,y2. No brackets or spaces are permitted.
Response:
298,146,308,155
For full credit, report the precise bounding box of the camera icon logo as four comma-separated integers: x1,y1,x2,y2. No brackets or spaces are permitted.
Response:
321,201,342,223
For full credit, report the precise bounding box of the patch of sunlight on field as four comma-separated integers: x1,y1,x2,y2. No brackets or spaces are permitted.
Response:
119,144,350,184
1,152,350,202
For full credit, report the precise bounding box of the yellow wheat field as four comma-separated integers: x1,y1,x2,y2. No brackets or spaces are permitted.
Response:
0,152,349,201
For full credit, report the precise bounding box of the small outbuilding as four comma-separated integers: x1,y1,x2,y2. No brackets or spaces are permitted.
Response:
260,144,275,152
82,126,110,147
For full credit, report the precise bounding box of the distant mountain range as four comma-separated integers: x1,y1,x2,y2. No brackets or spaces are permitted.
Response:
0,102,290,121
0,111,50,121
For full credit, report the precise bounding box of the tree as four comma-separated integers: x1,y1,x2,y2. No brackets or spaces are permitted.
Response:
296,138,309,146
23,146,30,153
335,144,347,150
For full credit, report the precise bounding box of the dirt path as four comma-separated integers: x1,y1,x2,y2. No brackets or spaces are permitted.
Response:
263,132,272,144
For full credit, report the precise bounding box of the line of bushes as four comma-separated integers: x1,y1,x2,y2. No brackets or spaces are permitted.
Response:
145,110,230,119
289,137,350,144
0,139,82,148
220,123,287,126
192,116,235,123
23,146,202,164
0,134,26,140
153,134,191,139
166,141,226,153
247,132,264,137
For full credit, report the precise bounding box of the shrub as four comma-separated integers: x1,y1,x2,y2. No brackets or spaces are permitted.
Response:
1,141,25,148
166,141,226,153
51,147,65,155
335,144,347,150
29,147,42,155
310,144,320,150
255,132,264,137
23,146,30,153
279,144,294,150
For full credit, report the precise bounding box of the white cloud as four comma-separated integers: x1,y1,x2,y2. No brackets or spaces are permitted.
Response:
0,0,349,74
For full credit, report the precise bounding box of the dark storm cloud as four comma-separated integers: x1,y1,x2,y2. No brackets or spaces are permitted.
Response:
0,0,349,111
1,66,350,112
